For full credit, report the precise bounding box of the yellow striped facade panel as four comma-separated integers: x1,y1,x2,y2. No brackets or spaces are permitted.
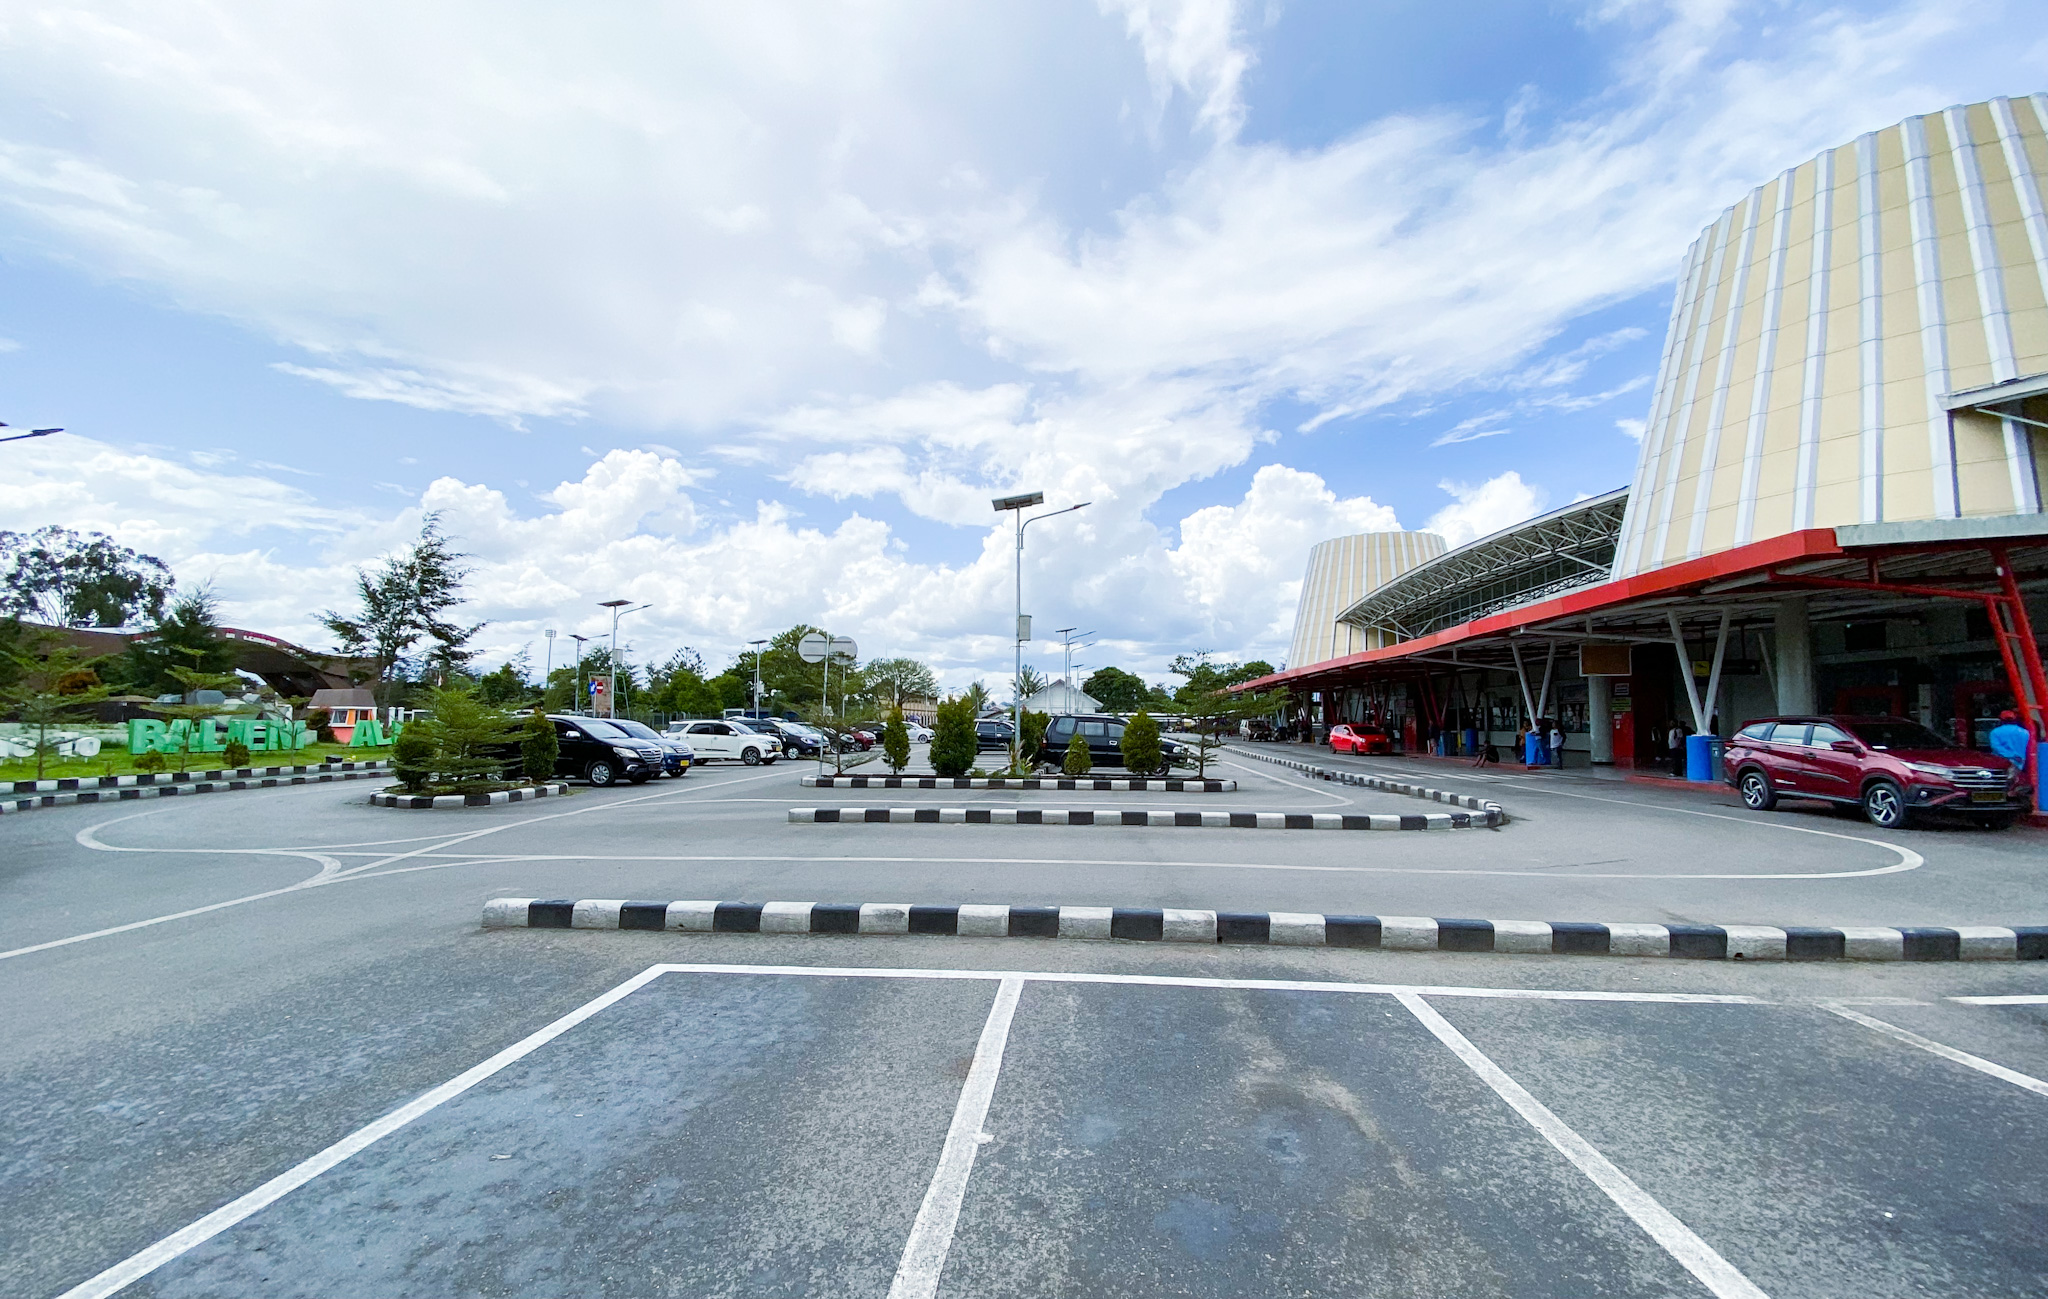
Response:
1614,95,2048,577
1285,531,1447,670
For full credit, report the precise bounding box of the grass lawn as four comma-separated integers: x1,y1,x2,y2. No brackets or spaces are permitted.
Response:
1,742,388,782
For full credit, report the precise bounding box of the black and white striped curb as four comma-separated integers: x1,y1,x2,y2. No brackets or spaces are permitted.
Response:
799,775,1237,792
3,762,392,814
1228,745,1505,824
788,806,1479,829
482,897,2048,962
8,759,389,794
370,782,569,809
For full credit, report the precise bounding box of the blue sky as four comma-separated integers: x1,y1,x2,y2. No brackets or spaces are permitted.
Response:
2,0,2043,689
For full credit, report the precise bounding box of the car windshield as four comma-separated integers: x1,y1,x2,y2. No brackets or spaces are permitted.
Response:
578,719,626,739
610,720,659,740
1847,720,1953,750
727,720,759,733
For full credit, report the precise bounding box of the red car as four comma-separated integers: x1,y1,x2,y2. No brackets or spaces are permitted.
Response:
1328,723,1392,755
1722,714,2027,830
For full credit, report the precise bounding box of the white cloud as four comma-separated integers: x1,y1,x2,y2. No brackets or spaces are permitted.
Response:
0,0,2034,674
1430,419,1512,447
0,336,20,352
1616,417,1647,441
1424,471,1546,549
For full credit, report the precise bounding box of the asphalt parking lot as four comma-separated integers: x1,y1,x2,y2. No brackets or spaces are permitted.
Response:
3,753,2045,1297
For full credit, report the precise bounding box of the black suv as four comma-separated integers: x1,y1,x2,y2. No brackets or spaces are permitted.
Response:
976,718,1016,752
549,715,663,786
1042,714,1187,771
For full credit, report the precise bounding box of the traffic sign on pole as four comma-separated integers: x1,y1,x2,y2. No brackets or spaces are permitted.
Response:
797,632,830,663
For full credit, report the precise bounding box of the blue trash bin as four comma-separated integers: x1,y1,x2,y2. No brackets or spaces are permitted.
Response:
1685,733,1723,782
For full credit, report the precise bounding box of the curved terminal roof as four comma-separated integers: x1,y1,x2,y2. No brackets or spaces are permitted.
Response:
1337,488,1629,642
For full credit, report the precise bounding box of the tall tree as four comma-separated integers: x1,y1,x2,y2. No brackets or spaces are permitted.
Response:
125,590,236,696
1082,666,1150,712
0,526,174,628
863,657,938,709
961,680,992,716
1,629,113,777
1014,664,1048,703
320,514,482,703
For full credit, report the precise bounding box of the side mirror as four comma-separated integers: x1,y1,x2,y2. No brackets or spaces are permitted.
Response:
1830,740,1861,754
565,730,582,739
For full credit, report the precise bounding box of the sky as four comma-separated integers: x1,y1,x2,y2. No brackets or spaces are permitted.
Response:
2,0,2044,691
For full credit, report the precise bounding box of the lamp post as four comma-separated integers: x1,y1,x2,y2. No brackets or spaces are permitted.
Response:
992,492,1090,770
570,634,591,714
0,423,63,445
599,600,649,719
1054,627,1093,702
749,639,769,716
542,629,555,701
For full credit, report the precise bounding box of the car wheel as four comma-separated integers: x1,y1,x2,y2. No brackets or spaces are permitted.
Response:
586,759,617,787
741,747,761,765
1862,779,1908,829
1738,769,1776,811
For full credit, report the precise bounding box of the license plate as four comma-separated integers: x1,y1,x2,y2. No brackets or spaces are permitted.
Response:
1970,790,2002,803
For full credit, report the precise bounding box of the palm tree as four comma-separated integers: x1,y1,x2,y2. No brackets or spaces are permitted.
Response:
962,680,992,715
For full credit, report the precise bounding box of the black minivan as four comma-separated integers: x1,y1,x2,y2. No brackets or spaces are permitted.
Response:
549,715,664,786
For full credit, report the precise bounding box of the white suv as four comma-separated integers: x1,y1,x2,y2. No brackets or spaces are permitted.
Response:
670,719,782,765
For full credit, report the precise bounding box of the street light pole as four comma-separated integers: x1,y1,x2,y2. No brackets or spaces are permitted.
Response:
542,629,555,699
570,634,591,713
748,639,768,716
599,600,649,719
992,492,1090,771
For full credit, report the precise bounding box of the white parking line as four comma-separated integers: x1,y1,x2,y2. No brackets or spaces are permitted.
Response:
888,976,1024,1299
1948,993,2048,1005
51,963,1764,1297
1818,1003,2048,1099
1399,993,1769,1299
54,964,672,1299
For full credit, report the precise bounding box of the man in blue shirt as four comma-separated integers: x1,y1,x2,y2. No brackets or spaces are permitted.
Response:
1989,710,2033,766
1988,710,2035,809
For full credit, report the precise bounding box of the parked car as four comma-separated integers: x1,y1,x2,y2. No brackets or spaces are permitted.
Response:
1723,714,2027,829
548,715,663,786
759,719,831,758
609,718,693,776
1041,714,1189,771
1328,723,1392,755
903,721,934,743
847,728,876,750
975,718,1015,752
669,718,782,765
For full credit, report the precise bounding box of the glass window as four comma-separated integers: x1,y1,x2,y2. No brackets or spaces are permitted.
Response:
1108,722,1126,739
1767,723,1811,745
581,720,625,739
1847,720,1949,750
1080,721,1107,737
1809,723,1853,747
1738,722,1772,740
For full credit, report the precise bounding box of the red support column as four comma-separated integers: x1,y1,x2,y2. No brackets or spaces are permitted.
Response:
1990,547,2048,741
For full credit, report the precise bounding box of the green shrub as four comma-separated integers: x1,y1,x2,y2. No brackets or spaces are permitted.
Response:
1120,710,1162,775
222,740,251,769
1062,731,1092,775
305,707,334,743
521,710,559,783
412,684,519,787
1019,709,1049,767
882,707,911,774
393,725,435,793
930,696,977,777
133,749,166,774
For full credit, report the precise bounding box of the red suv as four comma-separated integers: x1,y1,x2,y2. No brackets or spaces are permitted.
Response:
1723,714,2028,830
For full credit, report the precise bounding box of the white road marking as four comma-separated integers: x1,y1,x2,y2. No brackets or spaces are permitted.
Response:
5,770,792,964
333,848,1914,883
53,964,671,1299
1397,992,1770,1299
1214,757,1360,805
1818,1003,2048,1099
45,963,1764,1299
887,976,1025,1299
1948,993,2048,1005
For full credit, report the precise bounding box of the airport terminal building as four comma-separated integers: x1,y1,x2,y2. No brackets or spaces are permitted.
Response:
1247,95,2048,784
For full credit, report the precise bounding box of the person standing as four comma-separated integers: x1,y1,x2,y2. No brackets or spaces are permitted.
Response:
1666,721,1685,775
1989,710,2034,806
1549,721,1565,768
